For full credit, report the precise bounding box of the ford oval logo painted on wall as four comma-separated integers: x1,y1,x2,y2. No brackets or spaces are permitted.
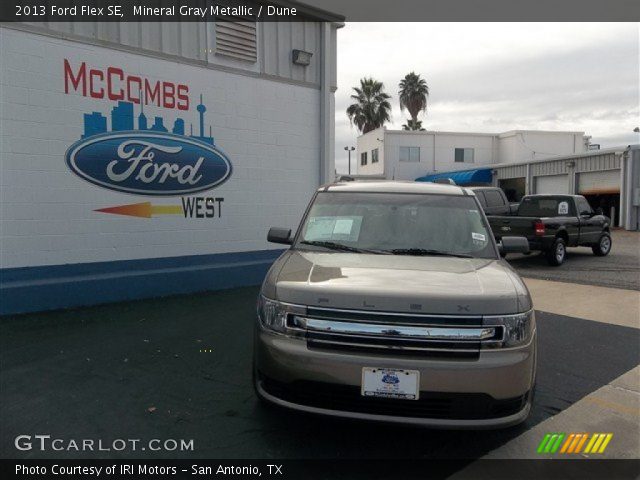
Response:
65,132,232,196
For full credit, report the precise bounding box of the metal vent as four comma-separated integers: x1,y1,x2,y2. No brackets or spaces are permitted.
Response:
215,21,257,62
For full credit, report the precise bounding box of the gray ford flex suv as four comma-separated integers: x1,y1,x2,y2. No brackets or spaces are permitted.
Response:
254,181,535,428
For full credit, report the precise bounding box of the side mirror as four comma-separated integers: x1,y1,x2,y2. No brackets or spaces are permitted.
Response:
499,236,530,255
596,207,604,216
267,227,292,245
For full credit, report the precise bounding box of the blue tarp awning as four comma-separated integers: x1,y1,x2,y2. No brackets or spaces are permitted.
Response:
415,168,492,185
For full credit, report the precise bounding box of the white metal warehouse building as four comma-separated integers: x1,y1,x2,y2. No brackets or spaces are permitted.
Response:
356,127,639,231
490,146,640,230
0,9,342,314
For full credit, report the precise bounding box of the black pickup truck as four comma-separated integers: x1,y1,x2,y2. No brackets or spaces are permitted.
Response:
487,194,612,266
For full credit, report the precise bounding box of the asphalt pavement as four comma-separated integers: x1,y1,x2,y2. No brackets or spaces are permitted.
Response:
506,230,639,291
1,286,638,460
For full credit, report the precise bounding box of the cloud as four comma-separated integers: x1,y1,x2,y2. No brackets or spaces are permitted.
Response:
334,23,639,173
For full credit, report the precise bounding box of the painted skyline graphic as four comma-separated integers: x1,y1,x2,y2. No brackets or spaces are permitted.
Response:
82,94,215,145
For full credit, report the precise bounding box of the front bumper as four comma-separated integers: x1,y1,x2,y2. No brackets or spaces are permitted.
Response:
256,374,531,429
254,328,536,429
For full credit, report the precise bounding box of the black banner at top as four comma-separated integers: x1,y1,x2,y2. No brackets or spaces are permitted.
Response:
0,0,639,22
2,0,344,23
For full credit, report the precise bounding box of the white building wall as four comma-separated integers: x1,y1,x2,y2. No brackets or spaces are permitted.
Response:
0,27,324,269
358,130,497,180
498,131,587,163
356,128,589,181
382,130,434,180
498,135,518,165
355,127,385,175
16,21,329,87
432,133,495,172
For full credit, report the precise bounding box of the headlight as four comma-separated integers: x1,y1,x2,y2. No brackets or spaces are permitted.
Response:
483,310,535,348
256,296,306,335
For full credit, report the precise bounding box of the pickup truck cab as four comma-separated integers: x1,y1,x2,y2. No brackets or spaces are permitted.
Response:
254,181,536,429
488,194,612,266
469,186,518,216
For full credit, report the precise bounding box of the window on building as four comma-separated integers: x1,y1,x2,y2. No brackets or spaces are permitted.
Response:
215,21,258,62
372,148,379,163
399,146,420,162
361,152,368,166
455,148,474,163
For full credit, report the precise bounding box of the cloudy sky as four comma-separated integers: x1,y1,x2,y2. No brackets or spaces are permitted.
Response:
334,23,639,173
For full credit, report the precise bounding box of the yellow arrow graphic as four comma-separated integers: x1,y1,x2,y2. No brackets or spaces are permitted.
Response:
150,204,183,216
95,202,183,218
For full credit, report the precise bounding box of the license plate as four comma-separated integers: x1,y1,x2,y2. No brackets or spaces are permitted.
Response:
361,368,420,400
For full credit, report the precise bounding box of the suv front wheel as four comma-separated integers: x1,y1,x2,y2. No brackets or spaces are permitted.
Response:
546,237,566,266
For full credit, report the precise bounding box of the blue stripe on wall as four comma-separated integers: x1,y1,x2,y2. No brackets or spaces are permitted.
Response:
0,249,285,316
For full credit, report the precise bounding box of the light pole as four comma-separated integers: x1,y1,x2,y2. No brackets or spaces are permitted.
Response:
344,146,355,175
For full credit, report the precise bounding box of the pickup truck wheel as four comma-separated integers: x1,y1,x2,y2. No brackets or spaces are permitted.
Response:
592,233,612,256
546,238,566,266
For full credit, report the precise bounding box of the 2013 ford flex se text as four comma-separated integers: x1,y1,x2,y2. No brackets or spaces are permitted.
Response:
254,181,536,429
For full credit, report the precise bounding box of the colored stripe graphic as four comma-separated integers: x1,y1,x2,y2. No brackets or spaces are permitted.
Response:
568,434,585,453
537,433,565,453
541,433,613,455
537,433,552,453
597,434,613,453
95,202,183,218
544,434,558,453
550,433,565,453
560,434,575,453
575,434,589,453
585,433,614,454
591,434,606,453
584,434,599,453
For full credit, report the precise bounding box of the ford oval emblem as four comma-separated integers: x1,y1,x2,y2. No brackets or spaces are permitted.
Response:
65,132,232,196
382,373,400,385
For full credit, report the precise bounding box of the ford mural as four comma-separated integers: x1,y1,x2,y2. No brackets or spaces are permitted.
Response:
64,96,232,196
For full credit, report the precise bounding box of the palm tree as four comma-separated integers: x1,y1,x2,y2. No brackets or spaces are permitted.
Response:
398,72,429,130
402,119,425,131
346,78,392,134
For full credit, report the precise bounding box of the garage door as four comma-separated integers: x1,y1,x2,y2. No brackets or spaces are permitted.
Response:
578,170,620,195
535,174,568,194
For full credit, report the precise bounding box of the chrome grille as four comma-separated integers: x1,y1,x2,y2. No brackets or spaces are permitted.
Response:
286,307,503,357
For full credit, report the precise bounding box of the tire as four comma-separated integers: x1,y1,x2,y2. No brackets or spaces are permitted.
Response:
592,233,612,257
546,237,566,266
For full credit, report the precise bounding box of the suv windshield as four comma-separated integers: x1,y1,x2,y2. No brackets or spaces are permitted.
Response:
296,192,496,258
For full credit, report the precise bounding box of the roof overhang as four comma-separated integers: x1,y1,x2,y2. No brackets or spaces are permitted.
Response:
416,168,493,186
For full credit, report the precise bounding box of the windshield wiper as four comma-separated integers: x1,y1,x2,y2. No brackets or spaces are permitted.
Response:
299,240,390,255
389,248,473,258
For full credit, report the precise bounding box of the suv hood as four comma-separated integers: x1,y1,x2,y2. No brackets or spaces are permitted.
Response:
268,250,530,315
